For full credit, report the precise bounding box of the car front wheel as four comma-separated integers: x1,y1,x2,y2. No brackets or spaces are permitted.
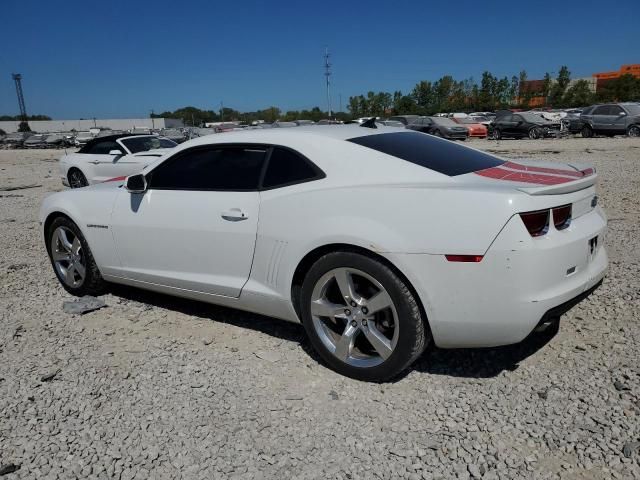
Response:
628,125,640,137
68,169,88,188
529,127,542,139
300,252,429,381
47,216,106,296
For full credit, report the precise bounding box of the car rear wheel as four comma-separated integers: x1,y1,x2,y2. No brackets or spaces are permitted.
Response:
491,128,501,140
68,169,88,188
581,125,594,138
628,125,640,137
47,216,106,296
300,252,428,382
433,130,443,137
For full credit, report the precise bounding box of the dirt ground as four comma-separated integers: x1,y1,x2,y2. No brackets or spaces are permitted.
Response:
0,137,639,480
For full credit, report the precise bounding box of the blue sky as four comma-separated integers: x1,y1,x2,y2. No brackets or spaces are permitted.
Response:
1,0,638,119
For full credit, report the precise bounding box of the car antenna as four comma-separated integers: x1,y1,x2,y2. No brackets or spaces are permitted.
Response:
360,117,377,129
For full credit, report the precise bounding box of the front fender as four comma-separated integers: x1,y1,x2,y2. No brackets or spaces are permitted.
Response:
40,187,122,271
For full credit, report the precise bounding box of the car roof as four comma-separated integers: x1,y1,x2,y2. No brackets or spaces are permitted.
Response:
181,124,412,147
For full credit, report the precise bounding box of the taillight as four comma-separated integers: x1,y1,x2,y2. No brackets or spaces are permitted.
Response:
445,255,484,262
552,204,572,230
519,209,549,237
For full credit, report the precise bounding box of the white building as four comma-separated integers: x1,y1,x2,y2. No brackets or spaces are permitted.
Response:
0,118,184,134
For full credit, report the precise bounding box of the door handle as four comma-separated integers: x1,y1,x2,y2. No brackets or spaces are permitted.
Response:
221,208,248,221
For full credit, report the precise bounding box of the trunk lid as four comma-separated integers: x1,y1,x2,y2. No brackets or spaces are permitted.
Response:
458,159,596,195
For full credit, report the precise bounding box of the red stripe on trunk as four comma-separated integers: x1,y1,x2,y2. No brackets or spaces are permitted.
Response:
475,167,573,185
103,176,127,182
504,161,583,178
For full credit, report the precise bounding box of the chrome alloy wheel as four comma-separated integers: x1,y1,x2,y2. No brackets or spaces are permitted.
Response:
51,226,86,288
310,267,399,368
69,170,87,188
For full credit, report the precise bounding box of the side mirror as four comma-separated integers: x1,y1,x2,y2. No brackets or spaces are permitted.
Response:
619,112,627,116
125,174,147,194
109,149,123,156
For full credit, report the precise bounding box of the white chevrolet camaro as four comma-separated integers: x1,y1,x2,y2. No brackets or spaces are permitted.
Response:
40,125,608,381
59,134,177,188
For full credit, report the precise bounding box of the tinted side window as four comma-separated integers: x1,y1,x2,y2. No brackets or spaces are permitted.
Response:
609,105,623,115
149,147,266,191
348,131,504,177
499,114,512,122
89,141,121,154
262,148,321,189
512,115,523,122
592,106,610,115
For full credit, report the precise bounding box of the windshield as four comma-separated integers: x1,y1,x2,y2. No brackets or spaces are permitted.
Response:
121,136,177,153
625,104,640,115
348,131,503,176
457,118,480,124
431,117,458,127
519,113,550,123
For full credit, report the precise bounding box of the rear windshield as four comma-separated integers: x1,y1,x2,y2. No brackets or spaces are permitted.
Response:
347,131,504,176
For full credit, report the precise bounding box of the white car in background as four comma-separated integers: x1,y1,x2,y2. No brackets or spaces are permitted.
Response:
41,125,607,381
60,134,177,188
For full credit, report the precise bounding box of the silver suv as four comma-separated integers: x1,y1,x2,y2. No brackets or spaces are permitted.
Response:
580,103,640,138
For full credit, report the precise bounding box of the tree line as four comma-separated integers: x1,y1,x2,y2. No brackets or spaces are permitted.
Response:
151,68,639,124
348,67,640,117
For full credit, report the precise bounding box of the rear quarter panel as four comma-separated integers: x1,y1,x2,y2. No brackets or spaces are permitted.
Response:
251,183,519,300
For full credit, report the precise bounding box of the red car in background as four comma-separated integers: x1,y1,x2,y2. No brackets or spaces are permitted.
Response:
452,117,488,138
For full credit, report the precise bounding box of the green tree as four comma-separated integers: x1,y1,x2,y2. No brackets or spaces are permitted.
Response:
348,96,361,117
509,76,519,105
411,81,433,114
479,72,497,110
518,70,532,107
598,74,640,102
549,66,571,107
563,80,595,107
542,73,553,103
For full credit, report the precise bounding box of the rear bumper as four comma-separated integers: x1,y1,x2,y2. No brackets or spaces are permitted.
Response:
388,206,608,348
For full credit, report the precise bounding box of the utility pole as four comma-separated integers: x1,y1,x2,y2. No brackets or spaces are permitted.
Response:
323,47,332,118
339,94,342,114
12,73,29,131
150,109,155,129
220,101,224,122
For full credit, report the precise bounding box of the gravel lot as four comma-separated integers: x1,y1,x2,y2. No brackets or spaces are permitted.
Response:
1,137,639,480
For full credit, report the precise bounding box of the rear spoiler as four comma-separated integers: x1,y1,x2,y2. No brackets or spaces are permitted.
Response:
517,168,597,195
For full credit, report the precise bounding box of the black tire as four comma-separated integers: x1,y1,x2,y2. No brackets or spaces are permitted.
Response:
433,130,443,137
627,125,640,137
529,127,542,140
581,125,594,138
299,251,429,382
68,168,88,188
46,216,106,296
492,128,502,140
